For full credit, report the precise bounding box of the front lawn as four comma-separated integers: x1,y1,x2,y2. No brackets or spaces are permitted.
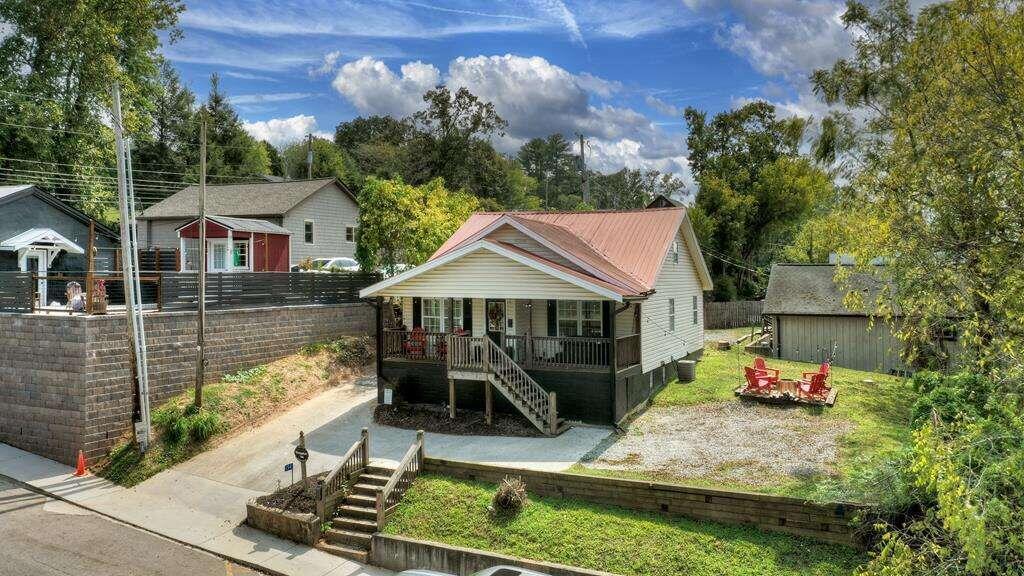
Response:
96,337,373,486
384,474,865,576
580,347,915,500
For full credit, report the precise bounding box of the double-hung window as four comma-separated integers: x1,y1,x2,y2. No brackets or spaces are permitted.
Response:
345,226,356,242
304,220,314,244
693,295,699,325
232,240,248,269
668,298,676,332
421,298,464,332
557,300,603,337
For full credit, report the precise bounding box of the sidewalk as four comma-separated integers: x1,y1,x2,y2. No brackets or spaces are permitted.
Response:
0,442,391,576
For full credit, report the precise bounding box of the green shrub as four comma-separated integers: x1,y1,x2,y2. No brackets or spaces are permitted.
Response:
183,406,223,443
223,365,268,385
909,371,995,426
300,337,374,367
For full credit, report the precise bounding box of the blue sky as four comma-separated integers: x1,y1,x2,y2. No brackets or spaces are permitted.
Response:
164,1,858,185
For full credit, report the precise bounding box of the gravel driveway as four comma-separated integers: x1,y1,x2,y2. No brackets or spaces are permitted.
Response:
583,402,853,488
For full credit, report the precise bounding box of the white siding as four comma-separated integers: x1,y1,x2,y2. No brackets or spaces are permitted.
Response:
281,183,359,265
139,218,189,249
616,303,638,338
531,299,548,336
376,250,608,300
471,298,485,336
639,227,704,372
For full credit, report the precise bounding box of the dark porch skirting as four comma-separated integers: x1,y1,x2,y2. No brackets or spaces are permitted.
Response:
381,360,614,425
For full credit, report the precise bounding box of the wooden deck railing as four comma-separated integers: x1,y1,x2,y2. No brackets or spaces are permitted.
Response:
316,428,369,525
376,430,424,529
616,334,641,369
448,334,484,371
383,329,449,361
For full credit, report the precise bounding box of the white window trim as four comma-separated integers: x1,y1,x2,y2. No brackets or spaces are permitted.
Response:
232,238,252,271
345,226,356,243
672,241,679,264
421,297,465,333
693,294,699,325
556,300,603,338
304,219,315,245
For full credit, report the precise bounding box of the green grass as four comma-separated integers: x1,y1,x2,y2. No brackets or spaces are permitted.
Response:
385,474,866,576
97,336,373,487
595,347,916,500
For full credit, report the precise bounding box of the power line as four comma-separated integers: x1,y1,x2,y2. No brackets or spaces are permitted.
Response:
0,166,186,189
0,155,265,181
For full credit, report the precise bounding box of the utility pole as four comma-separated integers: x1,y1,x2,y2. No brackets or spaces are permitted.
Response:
111,82,152,452
306,133,313,179
577,133,589,204
195,112,207,408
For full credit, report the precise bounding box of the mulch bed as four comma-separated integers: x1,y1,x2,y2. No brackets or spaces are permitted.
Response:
254,472,326,514
374,403,545,437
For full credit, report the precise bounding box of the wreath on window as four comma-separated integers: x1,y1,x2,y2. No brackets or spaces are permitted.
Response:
488,305,503,328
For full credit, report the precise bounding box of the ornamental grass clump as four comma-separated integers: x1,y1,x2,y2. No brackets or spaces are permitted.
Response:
491,476,528,515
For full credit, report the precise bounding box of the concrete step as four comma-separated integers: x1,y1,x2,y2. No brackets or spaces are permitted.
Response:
315,542,367,563
337,504,377,520
332,516,378,533
323,528,372,547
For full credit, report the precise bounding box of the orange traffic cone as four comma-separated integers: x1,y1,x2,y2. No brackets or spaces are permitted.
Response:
73,450,87,476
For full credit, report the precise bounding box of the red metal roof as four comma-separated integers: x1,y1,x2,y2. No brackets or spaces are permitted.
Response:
431,207,687,296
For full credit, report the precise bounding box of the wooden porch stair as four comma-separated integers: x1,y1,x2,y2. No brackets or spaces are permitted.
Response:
316,463,395,562
486,369,569,435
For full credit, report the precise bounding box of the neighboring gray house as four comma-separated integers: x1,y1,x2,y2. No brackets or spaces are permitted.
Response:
763,264,912,374
136,178,359,266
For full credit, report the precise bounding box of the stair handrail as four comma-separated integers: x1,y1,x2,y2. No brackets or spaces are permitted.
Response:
316,427,370,525
483,337,556,434
375,430,424,529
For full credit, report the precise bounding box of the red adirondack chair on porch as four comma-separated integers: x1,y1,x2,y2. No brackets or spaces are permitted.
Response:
403,327,426,358
752,357,781,384
743,366,774,395
797,371,831,400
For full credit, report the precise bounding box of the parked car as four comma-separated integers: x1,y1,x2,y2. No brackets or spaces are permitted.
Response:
321,257,360,272
398,566,552,576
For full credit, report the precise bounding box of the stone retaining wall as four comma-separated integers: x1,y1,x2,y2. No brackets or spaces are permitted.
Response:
0,303,374,465
423,457,863,547
371,534,619,576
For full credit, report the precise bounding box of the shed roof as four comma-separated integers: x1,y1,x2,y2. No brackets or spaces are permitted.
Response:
176,215,292,235
763,264,891,316
138,178,354,219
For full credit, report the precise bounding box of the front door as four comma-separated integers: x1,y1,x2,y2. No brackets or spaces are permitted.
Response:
208,240,230,272
485,299,506,345
21,250,47,306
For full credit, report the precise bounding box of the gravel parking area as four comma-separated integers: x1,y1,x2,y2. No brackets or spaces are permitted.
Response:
583,402,853,487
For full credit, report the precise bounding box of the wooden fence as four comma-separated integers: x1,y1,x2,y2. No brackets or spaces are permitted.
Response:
704,299,763,329
0,271,380,314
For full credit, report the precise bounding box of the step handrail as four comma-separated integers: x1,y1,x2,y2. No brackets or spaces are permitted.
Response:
375,430,424,529
316,427,369,525
483,337,556,434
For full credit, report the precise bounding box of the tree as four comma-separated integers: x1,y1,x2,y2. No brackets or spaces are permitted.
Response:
0,0,183,221
261,141,283,177
590,168,687,210
517,134,576,207
195,75,270,182
281,137,359,188
355,177,478,274
685,102,828,299
132,62,196,189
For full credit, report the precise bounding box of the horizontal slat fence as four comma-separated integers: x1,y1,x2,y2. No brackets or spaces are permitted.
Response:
704,300,763,329
160,271,380,311
0,273,32,312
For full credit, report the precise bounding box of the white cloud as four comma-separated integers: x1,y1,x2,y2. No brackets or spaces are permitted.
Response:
331,57,441,118
528,0,585,45
575,72,621,98
229,92,315,105
223,70,280,82
645,95,682,117
242,114,331,148
310,50,342,77
330,54,690,181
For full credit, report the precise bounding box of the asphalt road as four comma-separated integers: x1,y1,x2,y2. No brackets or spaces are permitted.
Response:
0,476,262,576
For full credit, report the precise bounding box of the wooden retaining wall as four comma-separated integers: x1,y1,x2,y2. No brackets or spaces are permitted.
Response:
422,457,863,547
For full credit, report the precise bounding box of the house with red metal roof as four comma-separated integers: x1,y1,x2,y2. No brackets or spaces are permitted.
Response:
359,206,713,433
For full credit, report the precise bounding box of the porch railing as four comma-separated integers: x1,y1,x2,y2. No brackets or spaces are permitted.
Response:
316,427,370,525
616,334,641,369
383,329,449,361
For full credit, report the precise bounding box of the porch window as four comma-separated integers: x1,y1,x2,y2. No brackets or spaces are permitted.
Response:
422,298,443,333
668,298,676,331
233,240,248,269
421,297,464,332
557,300,602,337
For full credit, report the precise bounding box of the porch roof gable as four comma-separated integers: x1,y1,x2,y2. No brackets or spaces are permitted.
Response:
359,240,628,301
0,227,85,254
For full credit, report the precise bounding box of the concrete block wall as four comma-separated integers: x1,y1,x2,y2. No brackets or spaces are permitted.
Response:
423,457,864,547
0,303,374,465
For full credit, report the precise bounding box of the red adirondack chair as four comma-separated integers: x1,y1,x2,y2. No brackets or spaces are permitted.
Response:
797,371,831,400
802,362,831,382
752,357,781,384
403,327,426,358
743,366,774,395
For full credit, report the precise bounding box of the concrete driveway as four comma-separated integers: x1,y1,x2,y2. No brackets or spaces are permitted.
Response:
177,373,612,493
